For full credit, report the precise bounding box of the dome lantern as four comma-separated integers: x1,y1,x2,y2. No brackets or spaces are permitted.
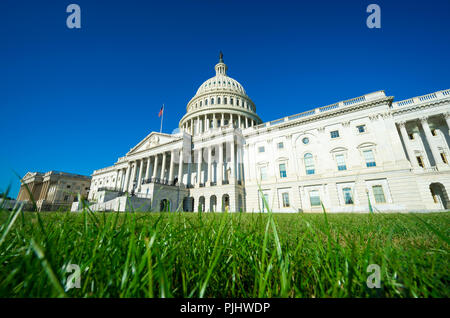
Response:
215,51,228,76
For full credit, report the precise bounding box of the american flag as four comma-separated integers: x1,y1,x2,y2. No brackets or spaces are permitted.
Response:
158,104,164,117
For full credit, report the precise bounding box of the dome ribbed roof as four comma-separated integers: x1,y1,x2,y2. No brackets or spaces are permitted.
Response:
193,53,247,97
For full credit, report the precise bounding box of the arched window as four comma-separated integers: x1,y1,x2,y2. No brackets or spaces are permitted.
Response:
205,99,208,106
304,153,315,175
217,97,221,104
237,99,240,106
200,101,202,106
211,98,214,105
230,98,234,105
224,97,227,104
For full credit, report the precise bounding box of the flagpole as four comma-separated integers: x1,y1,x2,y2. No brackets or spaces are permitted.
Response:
160,104,164,133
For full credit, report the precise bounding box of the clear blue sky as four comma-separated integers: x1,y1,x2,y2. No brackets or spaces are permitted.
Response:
1,0,450,197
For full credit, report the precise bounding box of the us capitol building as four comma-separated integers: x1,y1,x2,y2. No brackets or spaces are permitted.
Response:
81,53,450,213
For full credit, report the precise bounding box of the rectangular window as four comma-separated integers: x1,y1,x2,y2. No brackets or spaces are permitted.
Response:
357,125,366,133
363,150,376,167
417,156,424,168
261,193,269,212
330,130,340,139
260,166,267,180
282,193,290,207
440,153,448,164
277,142,284,149
309,190,321,207
372,185,386,203
258,146,265,153
279,163,287,178
336,154,347,171
342,187,354,205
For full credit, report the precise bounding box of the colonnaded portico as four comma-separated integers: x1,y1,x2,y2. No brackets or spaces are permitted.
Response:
83,53,450,212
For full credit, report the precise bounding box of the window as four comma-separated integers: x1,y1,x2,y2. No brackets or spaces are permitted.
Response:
260,166,267,180
279,163,287,178
224,97,227,104
357,125,366,133
330,130,340,139
342,187,354,205
277,142,284,149
237,99,240,106
258,146,265,153
217,97,221,104
363,150,376,167
304,153,315,175
282,193,290,207
417,156,424,168
205,99,208,106
211,98,214,105
200,101,202,106
67,185,71,188
64,195,69,201
372,185,386,203
302,137,309,145
408,133,414,140
441,152,448,164
261,194,269,212
309,190,321,207
230,98,233,105
336,154,347,171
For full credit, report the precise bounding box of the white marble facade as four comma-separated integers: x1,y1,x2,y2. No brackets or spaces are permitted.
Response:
86,54,450,212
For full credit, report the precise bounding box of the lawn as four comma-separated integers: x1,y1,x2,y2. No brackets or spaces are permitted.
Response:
0,209,448,298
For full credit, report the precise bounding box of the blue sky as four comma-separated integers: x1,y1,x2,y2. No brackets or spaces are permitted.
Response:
1,0,450,197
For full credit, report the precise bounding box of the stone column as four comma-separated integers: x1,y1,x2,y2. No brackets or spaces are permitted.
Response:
208,146,212,185
239,145,244,183
230,114,234,127
129,162,137,192
221,113,224,127
246,117,249,128
421,117,444,167
398,121,418,168
197,147,202,186
152,155,159,179
445,112,450,135
178,149,183,185
213,113,216,129
160,152,167,182
115,170,120,190
230,139,235,182
190,119,194,135
169,150,175,185
238,115,241,129
145,157,151,180
137,159,144,191
218,143,223,185
123,164,131,192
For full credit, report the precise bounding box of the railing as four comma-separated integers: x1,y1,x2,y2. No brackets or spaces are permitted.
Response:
97,187,121,192
251,91,385,131
142,178,177,186
392,89,449,108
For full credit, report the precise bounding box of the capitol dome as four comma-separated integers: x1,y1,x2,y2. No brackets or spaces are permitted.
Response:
179,52,262,135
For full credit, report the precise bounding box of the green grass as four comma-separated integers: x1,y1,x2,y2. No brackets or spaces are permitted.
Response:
0,208,449,298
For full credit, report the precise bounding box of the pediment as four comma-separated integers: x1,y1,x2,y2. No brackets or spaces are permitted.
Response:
127,132,180,155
